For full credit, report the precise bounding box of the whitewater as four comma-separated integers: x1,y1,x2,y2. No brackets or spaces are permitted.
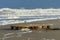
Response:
0,8,60,25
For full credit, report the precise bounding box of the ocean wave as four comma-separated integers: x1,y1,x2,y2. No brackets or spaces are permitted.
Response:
0,8,60,25
0,8,60,18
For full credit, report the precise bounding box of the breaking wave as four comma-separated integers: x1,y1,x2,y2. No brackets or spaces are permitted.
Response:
0,8,60,25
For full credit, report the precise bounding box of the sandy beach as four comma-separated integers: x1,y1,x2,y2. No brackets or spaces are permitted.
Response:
0,19,60,40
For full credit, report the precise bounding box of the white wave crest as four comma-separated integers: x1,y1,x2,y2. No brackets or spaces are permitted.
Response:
0,8,60,25
0,8,60,19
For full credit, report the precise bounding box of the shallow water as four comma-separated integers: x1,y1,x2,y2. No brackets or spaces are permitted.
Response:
0,15,60,25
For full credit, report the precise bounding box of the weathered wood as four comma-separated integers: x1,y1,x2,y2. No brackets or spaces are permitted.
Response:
10,24,51,30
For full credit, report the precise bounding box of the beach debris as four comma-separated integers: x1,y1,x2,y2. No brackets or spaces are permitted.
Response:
21,28,30,31
10,23,53,31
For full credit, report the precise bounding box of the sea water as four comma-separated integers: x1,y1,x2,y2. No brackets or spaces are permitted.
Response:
0,15,59,25
0,8,60,25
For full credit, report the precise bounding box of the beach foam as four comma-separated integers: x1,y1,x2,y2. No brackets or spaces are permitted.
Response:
0,8,60,25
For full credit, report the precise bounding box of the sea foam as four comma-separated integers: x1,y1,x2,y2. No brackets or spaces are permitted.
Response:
0,8,60,25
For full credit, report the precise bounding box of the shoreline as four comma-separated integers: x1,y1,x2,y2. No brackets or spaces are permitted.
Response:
0,18,59,26
0,18,60,40
0,18,60,29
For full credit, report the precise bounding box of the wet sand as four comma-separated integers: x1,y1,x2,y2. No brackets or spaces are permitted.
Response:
0,19,60,40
